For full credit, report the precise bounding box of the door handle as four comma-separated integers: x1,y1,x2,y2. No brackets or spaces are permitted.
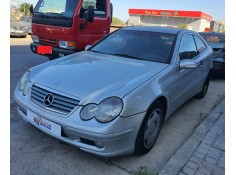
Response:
199,60,203,66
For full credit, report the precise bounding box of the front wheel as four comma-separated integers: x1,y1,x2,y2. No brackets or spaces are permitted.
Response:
135,101,163,155
195,75,210,99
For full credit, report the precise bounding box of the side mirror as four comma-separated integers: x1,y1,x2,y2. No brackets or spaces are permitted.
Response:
85,45,92,51
86,5,94,22
30,5,34,16
180,59,198,70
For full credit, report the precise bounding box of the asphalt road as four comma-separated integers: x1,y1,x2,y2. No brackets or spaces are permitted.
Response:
10,36,225,175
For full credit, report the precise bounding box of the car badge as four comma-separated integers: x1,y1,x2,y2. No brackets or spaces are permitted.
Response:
43,93,54,106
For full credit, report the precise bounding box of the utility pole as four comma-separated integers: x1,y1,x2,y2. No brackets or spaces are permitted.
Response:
24,0,26,15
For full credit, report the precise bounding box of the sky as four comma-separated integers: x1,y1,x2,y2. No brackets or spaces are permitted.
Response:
25,0,225,22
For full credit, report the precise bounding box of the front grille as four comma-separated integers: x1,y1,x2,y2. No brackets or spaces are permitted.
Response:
13,26,24,30
39,37,57,47
30,84,80,115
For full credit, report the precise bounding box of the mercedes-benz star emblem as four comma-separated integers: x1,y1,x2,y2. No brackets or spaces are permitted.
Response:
43,93,54,107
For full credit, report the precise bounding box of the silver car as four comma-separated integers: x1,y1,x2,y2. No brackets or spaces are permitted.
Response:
10,15,28,38
14,26,213,157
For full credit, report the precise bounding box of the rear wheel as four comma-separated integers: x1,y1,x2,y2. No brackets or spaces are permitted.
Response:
135,101,163,154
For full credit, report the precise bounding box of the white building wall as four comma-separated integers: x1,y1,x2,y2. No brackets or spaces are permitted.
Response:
128,14,211,32
198,19,211,32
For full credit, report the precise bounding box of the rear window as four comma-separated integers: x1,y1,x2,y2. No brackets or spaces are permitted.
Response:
200,33,225,43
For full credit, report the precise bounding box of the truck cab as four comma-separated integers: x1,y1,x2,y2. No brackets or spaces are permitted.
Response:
30,0,112,60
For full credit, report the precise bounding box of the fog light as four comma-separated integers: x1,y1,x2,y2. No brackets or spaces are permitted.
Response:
32,47,36,51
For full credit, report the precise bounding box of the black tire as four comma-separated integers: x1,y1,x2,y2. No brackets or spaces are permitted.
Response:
135,100,163,155
48,56,56,61
195,74,210,99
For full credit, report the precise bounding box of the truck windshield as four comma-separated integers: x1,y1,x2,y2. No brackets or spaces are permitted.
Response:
34,0,79,18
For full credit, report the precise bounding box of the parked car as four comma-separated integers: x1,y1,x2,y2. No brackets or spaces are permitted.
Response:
199,32,225,74
19,15,32,34
10,15,28,38
14,26,213,157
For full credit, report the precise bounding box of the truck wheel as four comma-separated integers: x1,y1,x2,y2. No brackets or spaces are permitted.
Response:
135,101,163,155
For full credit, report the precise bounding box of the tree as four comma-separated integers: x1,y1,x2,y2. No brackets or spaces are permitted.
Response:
177,24,188,29
111,17,125,26
19,3,31,15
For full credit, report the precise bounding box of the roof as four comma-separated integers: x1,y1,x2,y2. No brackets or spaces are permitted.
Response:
121,26,184,34
199,32,225,36
128,9,212,21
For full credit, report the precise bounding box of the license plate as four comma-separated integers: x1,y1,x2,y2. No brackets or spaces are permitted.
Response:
37,46,52,54
27,110,61,137
15,31,24,33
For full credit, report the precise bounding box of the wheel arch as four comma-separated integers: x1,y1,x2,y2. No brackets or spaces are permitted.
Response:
150,96,168,124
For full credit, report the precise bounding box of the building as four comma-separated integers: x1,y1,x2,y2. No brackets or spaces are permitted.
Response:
128,9,212,32
210,21,225,32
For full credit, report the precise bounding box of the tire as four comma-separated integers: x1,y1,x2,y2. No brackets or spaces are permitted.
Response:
195,74,210,99
48,56,56,61
135,100,163,155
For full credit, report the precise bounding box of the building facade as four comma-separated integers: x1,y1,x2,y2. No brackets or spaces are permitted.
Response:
128,9,212,32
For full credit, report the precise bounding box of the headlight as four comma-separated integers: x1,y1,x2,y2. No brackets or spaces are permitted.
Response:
10,27,15,32
32,35,39,43
19,71,31,96
59,41,76,50
80,97,123,123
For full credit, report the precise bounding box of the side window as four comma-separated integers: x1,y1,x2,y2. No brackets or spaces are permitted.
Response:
179,34,198,60
194,36,206,53
80,0,106,18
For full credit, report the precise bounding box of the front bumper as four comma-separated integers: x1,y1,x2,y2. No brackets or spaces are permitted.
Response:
30,42,77,59
14,86,145,157
10,31,28,36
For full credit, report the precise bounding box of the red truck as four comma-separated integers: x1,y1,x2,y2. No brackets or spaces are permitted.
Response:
30,0,112,60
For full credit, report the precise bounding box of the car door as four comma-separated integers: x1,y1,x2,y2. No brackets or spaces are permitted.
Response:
168,33,203,112
193,35,209,80
79,0,110,42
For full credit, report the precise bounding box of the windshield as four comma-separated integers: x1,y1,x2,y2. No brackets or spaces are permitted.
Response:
90,30,176,64
10,15,18,22
34,0,79,18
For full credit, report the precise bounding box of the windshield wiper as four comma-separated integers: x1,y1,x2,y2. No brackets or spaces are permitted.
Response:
108,53,143,60
89,50,106,54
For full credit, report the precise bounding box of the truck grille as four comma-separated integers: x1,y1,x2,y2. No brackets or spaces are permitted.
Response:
39,37,57,47
30,84,80,115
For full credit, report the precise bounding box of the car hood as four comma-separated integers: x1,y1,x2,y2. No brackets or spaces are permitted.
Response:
10,21,28,28
32,51,168,104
